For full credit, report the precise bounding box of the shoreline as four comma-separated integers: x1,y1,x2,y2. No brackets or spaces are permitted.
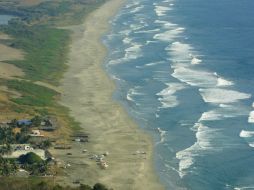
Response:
56,0,165,189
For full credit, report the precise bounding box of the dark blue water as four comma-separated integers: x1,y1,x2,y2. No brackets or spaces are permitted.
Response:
103,0,254,189
0,15,14,25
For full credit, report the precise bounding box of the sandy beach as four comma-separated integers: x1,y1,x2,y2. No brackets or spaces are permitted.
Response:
54,0,165,189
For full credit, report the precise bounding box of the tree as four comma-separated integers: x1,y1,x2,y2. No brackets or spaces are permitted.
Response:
52,184,64,190
36,181,49,190
40,140,52,149
80,184,92,190
93,183,108,190
31,115,42,127
18,152,43,165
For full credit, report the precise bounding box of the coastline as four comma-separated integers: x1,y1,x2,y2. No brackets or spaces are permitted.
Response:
56,0,165,189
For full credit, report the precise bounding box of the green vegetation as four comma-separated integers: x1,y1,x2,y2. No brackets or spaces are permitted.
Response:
0,0,106,26
3,21,69,84
18,152,49,175
5,80,59,106
0,125,29,145
18,152,43,165
0,0,110,188
0,157,18,176
0,179,111,190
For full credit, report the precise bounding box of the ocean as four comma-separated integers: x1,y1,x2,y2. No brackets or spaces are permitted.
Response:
103,0,254,189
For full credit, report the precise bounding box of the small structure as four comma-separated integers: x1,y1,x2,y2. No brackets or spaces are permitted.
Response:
39,117,57,131
99,161,109,169
3,144,46,160
24,145,33,151
82,149,87,153
17,119,32,126
29,130,44,137
54,144,72,149
39,125,56,131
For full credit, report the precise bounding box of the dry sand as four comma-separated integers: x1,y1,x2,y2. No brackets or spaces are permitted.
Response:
0,44,24,62
0,42,24,79
0,62,24,79
54,0,165,189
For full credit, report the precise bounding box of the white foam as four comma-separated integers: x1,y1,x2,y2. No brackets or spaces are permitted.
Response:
199,88,251,104
111,75,122,81
217,77,234,86
130,5,144,13
124,43,143,60
248,142,254,148
124,1,139,9
136,61,164,69
156,83,185,108
252,102,254,108
199,105,248,121
191,57,202,65
130,24,145,31
248,111,254,123
172,67,218,87
166,42,193,66
219,104,231,108
154,20,177,29
126,87,143,103
157,128,167,144
127,93,134,102
108,43,143,65
153,27,185,42
199,111,223,121
123,37,132,44
145,61,163,67
234,186,254,190
240,130,254,138
154,6,172,17
176,123,221,177
135,28,160,34
119,29,131,36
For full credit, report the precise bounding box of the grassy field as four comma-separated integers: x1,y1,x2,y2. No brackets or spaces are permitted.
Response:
0,0,106,130
0,1,108,187
3,23,69,85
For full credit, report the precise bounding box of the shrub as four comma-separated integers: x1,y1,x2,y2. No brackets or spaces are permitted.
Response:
93,183,108,190
18,152,43,165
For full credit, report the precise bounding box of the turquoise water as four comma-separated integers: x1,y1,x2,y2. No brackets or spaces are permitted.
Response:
103,0,254,189
0,15,14,25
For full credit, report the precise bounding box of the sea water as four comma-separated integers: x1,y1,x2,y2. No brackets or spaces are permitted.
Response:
103,0,254,189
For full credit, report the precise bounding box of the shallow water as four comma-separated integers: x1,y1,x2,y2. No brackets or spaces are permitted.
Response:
103,0,254,189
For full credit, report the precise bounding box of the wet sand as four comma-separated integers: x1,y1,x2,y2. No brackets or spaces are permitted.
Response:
56,0,165,189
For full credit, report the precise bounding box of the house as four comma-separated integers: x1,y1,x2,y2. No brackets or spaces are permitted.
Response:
17,119,32,126
3,144,46,160
29,130,44,137
24,145,33,151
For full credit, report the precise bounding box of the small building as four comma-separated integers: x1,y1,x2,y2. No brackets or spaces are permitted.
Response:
24,145,33,151
29,130,44,137
17,119,32,126
3,144,46,160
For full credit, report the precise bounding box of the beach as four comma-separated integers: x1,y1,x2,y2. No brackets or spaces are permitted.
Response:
54,0,164,189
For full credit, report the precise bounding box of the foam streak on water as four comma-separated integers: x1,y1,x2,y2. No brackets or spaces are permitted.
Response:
104,0,254,189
